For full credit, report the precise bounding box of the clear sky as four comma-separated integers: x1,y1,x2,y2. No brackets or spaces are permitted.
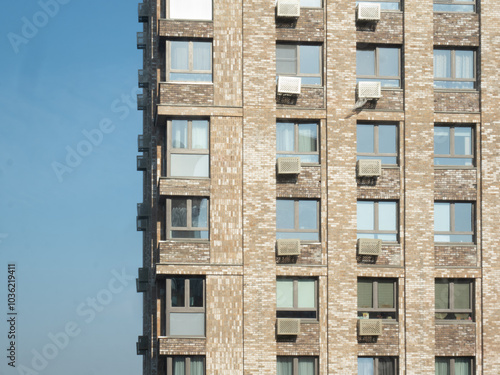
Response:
0,1,144,374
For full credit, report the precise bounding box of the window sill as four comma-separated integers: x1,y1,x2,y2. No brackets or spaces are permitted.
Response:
163,239,210,244
435,320,475,325
160,18,213,23
434,88,478,93
434,243,476,247
382,165,400,169
434,165,476,170
161,176,211,180
433,11,477,14
301,163,320,167
160,335,207,339
162,81,213,85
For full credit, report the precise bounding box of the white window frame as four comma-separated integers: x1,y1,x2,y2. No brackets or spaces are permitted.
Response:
433,49,476,90
166,40,212,83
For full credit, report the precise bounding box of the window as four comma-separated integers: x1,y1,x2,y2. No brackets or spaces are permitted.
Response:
165,278,205,336
434,49,475,89
277,122,319,163
436,357,474,375
277,357,318,375
435,279,474,321
434,125,473,167
276,44,322,85
358,357,397,375
357,201,398,241
166,356,205,375
356,46,400,88
357,123,397,165
167,41,212,82
168,0,212,20
276,278,317,320
355,0,400,10
167,119,209,178
358,278,397,319
434,0,475,12
167,197,209,239
276,199,319,241
300,0,322,7
434,202,474,243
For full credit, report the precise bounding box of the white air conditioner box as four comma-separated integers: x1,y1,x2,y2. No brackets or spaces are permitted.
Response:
357,238,382,256
277,0,300,17
278,76,301,95
277,318,301,335
357,159,382,177
277,157,301,174
357,3,381,21
357,81,382,99
358,319,383,336
276,239,301,256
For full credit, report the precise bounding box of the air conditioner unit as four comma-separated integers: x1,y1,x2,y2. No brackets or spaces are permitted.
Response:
138,3,149,23
357,238,382,256
138,69,148,88
136,336,148,355
277,76,301,95
276,239,301,256
137,32,146,49
136,268,148,293
137,203,150,217
137,217,148,231
137,93,146,110
357,159,382,177
277,318,301,335
137,155,148,171
277,0,300,17
357,81,381,99
357,3,381,21
138,134,150,152
358,319,383,336
277,157,301,175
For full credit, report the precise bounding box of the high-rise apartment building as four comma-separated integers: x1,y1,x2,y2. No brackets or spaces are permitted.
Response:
135,0,500,373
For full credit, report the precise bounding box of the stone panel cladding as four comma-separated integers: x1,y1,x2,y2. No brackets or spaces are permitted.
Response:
159,20,214,38
158,241,210,263
159,83,214,106
434,169,477,201
360,90,404,112
276,166,321,198
276,243,322,265
276,87,325,109
357,167,400,200
435,91,480,113
276,9,325,41
357,245,401,267
159,338,206,355
433,13,479,46
159,178,210,196
357,323,399,356
435,324,476,356
435,245,477,267
276,322,320,355
356,12,403,44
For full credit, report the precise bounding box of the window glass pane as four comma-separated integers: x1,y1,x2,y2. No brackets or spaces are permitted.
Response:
171,278,186,307
171,42,189,70
298,201,317,230
435,234,451,242
378,125,397,154
173,357,185,375
357,50,375,76
454,282,471,310
435,280,449,310
298,358,315,375
191,357,205,375
300,0,322,7
170,154,209,178
434,157,473,166
191,198,208,228
277,280,294,308
455,358,471,375
434,203,450,232
378,48,399,77
357,125,375,154
358,357,374,375
169,72,212,82
378,281,394,309
434,50,451,78
277,357,293,375
170,0,212,20
298,124,318,153
378,202,397,231
358,281,373,309
172,120,188,149
357,201,375,231
435,358,449,375
277,232,319,241
277,200,295,229
190,278,204,307
300,45,321,75
297,280,315,308
455,50,474,79
449,234,473,243
171,230,208,239
454,127,472,155
434,127,451,155
277,46,297,75
191,120,209,149
170,313,205,336
171,199,188,227
277,123,295,152
378,357,395,375
454,203,472,232
192,42,211,71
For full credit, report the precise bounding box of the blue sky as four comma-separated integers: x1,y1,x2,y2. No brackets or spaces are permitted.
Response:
0,1,143,374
